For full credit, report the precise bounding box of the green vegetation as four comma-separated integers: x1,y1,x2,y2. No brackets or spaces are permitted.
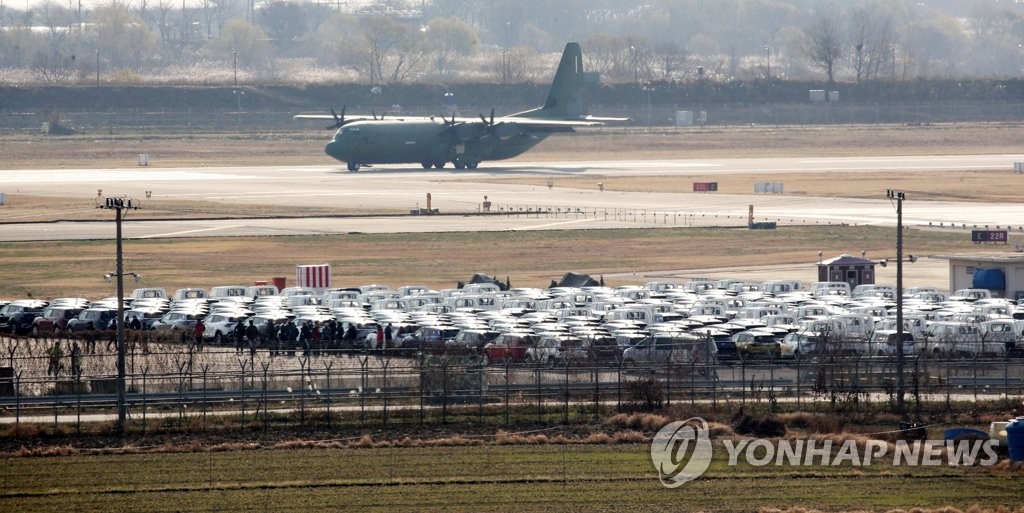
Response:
1,442,1019,512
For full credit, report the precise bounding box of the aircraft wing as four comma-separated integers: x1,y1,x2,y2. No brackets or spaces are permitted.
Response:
293,114,373,122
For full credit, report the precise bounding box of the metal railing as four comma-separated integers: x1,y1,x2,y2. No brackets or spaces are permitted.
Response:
2,333,1022,436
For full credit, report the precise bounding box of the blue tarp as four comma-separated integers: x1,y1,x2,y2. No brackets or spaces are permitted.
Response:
972,268,1006,290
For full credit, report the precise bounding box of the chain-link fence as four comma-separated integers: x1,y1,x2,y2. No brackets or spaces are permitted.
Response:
1,332,1022,437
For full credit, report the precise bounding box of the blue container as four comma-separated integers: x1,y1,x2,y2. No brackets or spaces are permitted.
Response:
1006,417,1024,463
944,428,988,441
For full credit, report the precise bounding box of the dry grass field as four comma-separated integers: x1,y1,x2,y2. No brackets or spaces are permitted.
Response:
0,226,971,299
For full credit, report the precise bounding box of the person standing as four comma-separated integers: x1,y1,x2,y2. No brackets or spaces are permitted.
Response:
246,320,259,356
375,325,385,350
193,319,206,352
384,323,394,351
47,341,64,377
70,341,83,381
234,320,246,354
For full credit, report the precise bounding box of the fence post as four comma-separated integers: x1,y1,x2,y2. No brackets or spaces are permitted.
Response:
324,360,334,428
176,360,187,425
563,361,570,424
141,367,148,435
261,362,270,431
973,353,979,406
418,353,425,425
52,371,59,430
75,366,82,436
741,356,747,406
592,365,599,421
795,355,801,411
690,362,696,408
202,365,209,433
300,355,309,425
442,358,450,425
504,360,511,428
14,370,21,437
535,364,542,423
237,357,248,425
380,359,388,428
354,354,367,423
478,360,484,424
616,359,623,411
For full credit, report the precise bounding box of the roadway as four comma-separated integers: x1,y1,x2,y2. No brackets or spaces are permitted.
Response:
3,154,1024,241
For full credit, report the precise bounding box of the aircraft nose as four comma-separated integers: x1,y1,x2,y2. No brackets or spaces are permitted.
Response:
325,140,345,161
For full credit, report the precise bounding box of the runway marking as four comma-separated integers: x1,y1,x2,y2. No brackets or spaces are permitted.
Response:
133,225,244,239
513,218,596,230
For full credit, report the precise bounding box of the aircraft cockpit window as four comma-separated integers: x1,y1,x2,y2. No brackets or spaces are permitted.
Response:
347,127,360,133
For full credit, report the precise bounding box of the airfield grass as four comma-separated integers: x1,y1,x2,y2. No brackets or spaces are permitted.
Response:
1,442,1021,512
0,225,972,299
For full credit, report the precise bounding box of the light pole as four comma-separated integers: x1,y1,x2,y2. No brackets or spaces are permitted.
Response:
500,46,507,85
764,44,771,79
232,48,237,88
95,49,99,86
98,197,139,434
887,189,906,418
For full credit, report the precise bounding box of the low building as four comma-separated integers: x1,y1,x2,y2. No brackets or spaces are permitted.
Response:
933,252,1024,300
816,254,876,290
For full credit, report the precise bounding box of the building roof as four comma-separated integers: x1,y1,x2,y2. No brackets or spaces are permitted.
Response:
818,254,875,266
932,252,1024,263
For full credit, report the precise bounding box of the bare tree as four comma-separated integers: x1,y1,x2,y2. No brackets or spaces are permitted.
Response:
801,9,844,84
847,7,896,83
425,16,478,81
360,16,429,84
651,41,687,81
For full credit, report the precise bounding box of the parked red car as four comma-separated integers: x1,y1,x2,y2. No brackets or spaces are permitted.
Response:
483,333,538,364
31,307,84,335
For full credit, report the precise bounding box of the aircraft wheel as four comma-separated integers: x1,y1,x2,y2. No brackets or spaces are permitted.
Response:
453,159,466,170
420,162,431,169
466,161,479,169
433,161,446,169
346,162,360,172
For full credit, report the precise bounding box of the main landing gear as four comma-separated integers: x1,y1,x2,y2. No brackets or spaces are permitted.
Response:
451,158,479,170
346,162,361,172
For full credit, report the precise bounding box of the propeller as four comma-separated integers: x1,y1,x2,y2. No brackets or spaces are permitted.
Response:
479,108,495,127
327,106,347,129
477,107,522,139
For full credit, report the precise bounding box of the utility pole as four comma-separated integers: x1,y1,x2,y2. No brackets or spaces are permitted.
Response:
98,197,139,434
887,189,906,418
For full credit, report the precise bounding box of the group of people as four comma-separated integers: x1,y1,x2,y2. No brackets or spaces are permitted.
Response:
189,318,396,357
46,340,83,380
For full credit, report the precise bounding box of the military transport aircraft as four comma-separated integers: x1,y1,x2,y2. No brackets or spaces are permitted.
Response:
294,42,626,171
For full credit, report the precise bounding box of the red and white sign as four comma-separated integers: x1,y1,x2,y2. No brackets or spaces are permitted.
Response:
296,264,331,290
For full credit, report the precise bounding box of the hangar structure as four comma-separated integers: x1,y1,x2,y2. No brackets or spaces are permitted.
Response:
933,252,1024,300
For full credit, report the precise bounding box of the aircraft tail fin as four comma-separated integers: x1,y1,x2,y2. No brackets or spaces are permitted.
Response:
539,42,586,118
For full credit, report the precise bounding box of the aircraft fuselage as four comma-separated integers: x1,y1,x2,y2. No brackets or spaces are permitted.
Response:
325,118,548,170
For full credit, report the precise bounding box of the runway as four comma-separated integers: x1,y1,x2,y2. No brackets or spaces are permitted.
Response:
3,154,1024,241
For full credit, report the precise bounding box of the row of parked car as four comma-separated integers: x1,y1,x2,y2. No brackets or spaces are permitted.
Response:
3,279,1023,364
